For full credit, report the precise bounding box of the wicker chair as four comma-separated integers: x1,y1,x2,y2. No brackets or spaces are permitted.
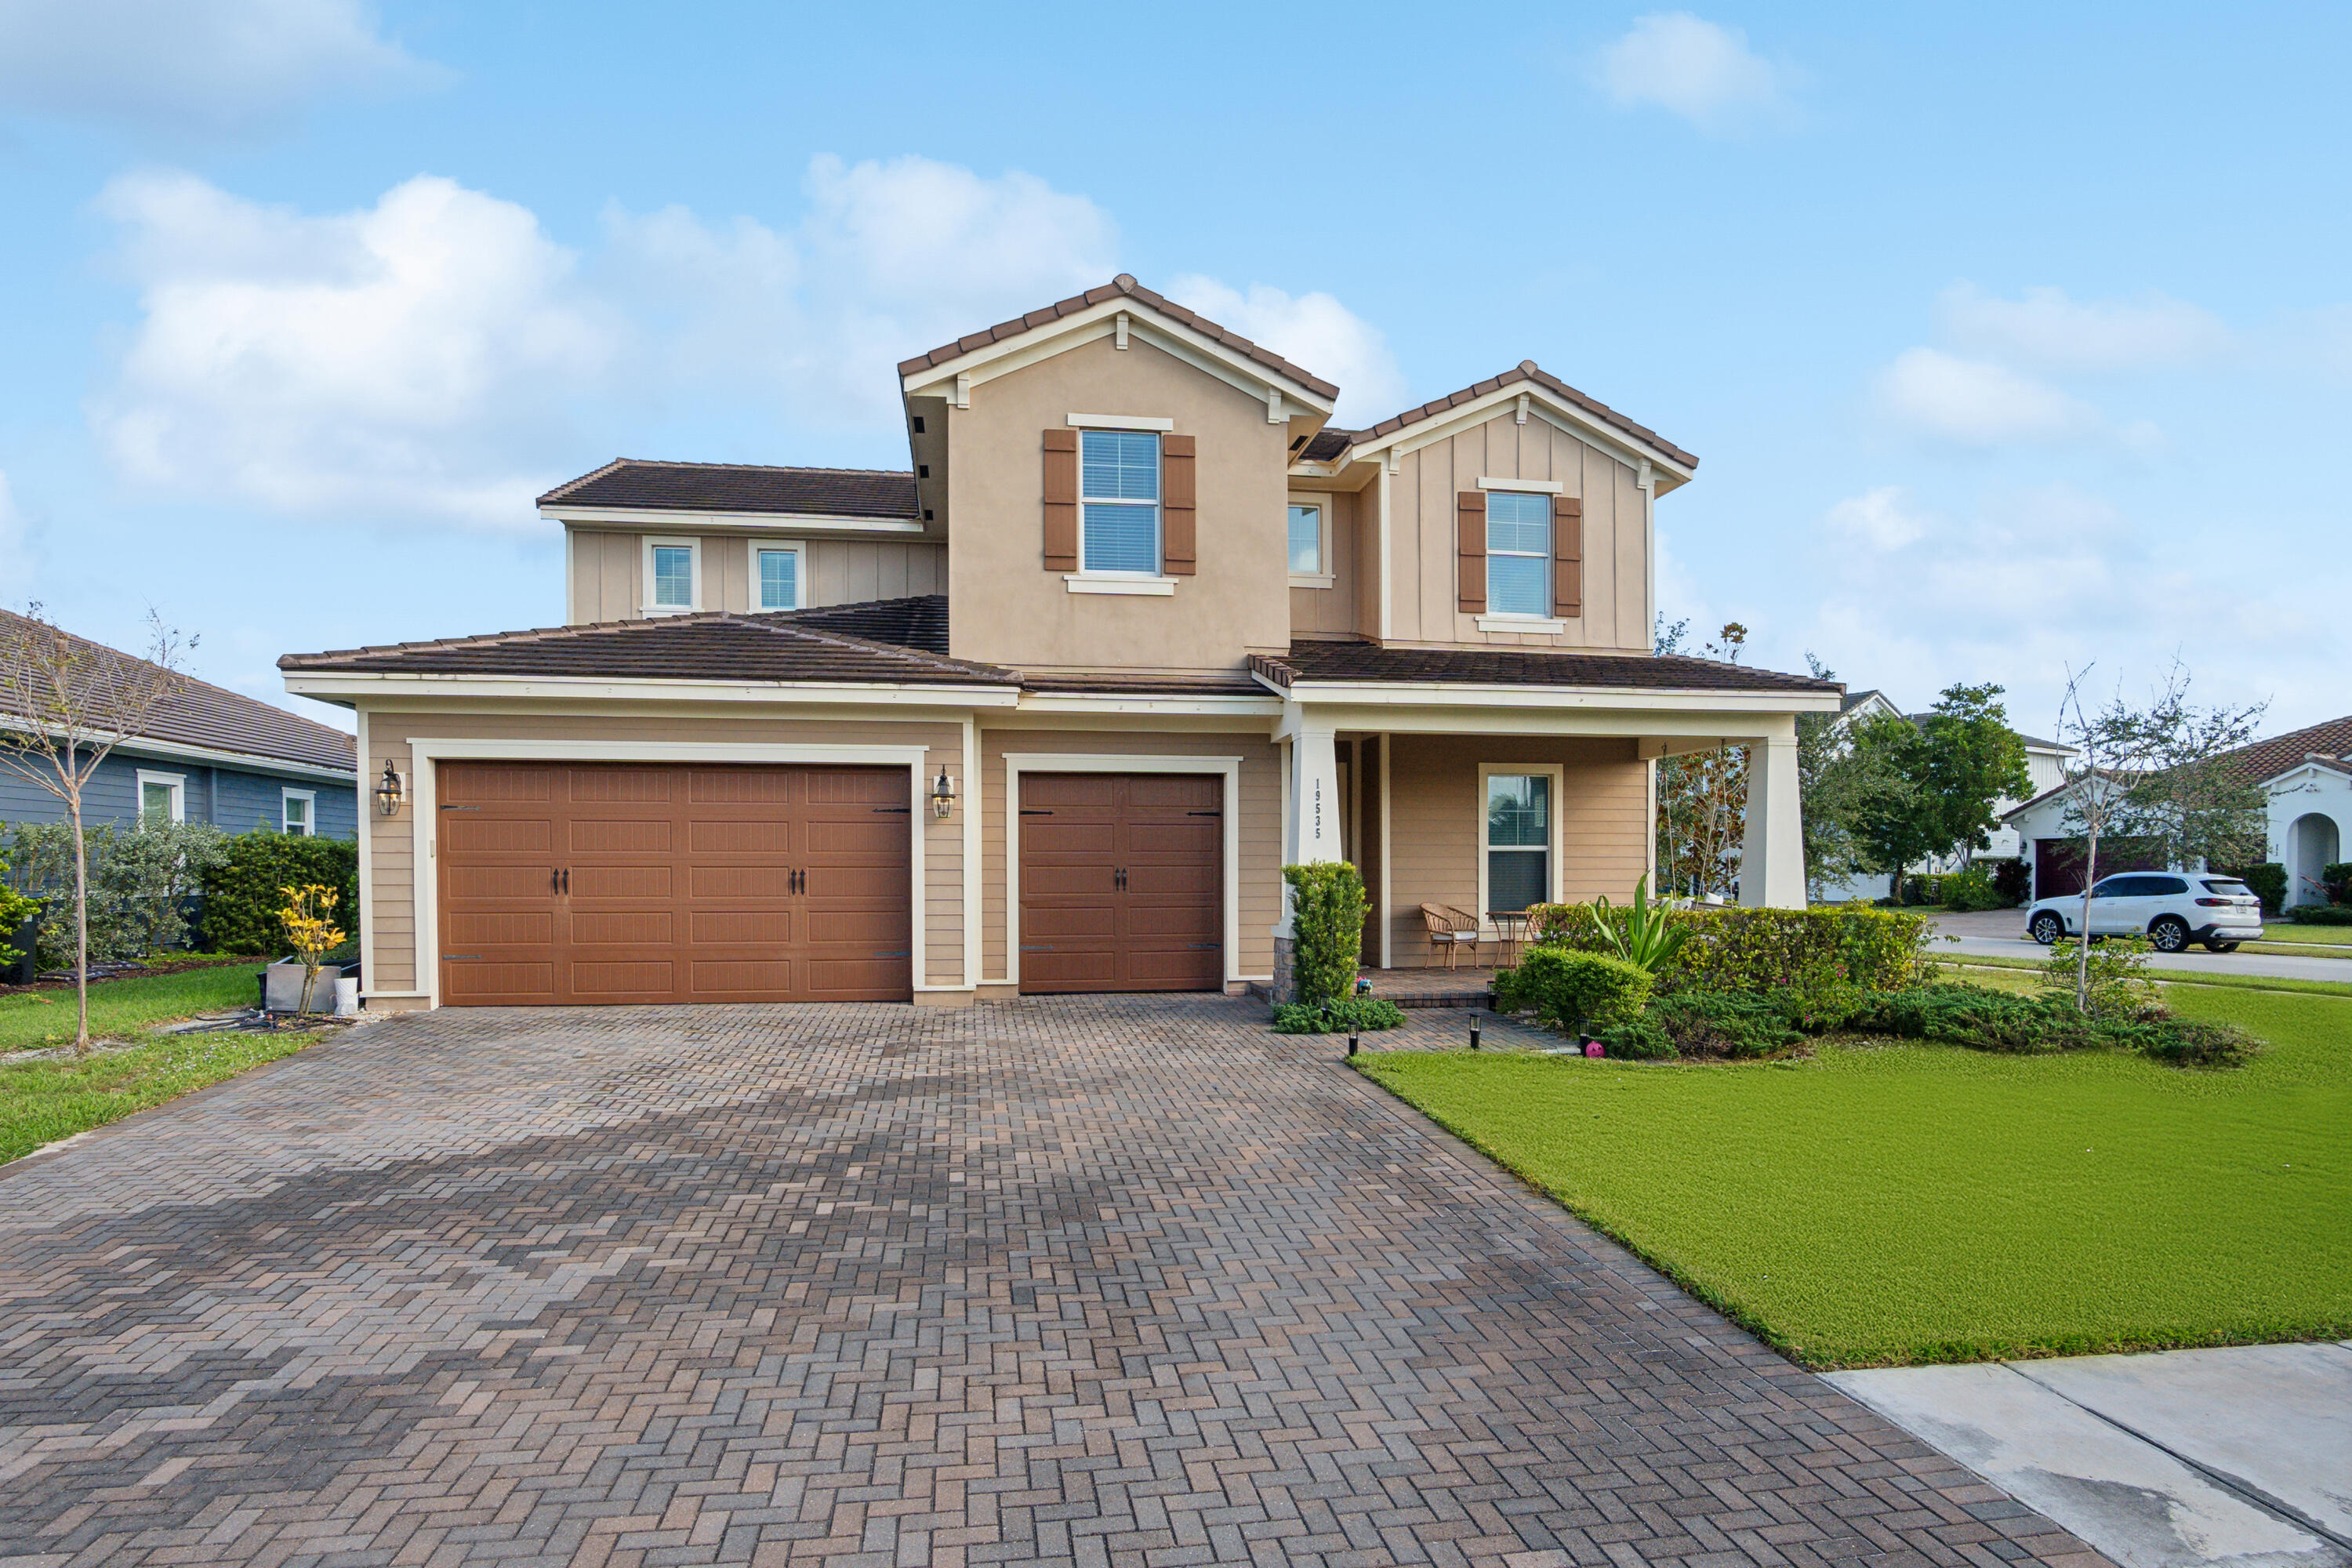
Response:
1420,903,1482,968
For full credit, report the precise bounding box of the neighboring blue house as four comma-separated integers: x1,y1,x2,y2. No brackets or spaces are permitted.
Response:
0,612,358,838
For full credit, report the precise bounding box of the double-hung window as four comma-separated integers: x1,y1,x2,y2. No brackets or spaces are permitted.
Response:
1287,500,1327,579
754,545,801,611
281,789,316,837
1483,772,1552,913
645,538,699,614
136,770,185,827
1080,429,1160,574
1486,492,1552,617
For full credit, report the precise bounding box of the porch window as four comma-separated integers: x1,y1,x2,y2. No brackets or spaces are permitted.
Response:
1080,429,1160,573
1485,772,1550,912
1486,492,1552,617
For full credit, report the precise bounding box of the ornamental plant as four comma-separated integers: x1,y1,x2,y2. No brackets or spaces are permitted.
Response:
1584,873,1687,973
1281,861,1369,1006
278,884,347,1016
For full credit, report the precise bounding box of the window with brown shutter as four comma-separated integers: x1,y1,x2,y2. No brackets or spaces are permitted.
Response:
1042,429,1078,571
1552,495,1583,619
1161,434,1196,575
1457,491,1486,613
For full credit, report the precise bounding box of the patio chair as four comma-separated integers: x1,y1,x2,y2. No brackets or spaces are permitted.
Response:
1421,903,1482,969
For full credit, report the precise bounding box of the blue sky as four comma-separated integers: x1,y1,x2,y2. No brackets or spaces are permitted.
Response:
2,1,2345,739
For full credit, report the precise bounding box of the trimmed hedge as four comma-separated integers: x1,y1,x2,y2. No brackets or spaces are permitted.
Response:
1526,902,1930,996
2286,903,2352,926
1282,861,1369,1005
1991,858,2032,906
2325,862,2352,906
1494,948,1652,1034
198,833,359,957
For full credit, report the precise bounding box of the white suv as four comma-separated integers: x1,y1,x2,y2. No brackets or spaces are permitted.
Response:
2025,873,2266,953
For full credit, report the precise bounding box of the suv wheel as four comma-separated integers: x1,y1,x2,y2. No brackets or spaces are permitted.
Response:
2028,911,2064,945
2149,916,2190,953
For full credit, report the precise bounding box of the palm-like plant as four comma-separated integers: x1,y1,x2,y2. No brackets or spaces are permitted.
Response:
1586,873,1689,974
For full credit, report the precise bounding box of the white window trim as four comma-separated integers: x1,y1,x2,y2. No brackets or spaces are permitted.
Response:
1475,475,1565,495
1476,762,1565,935
1287,494,1334,587
1475,613,1567,634
746,539,806,612
1073,426,1163,579
1065,412,1174,431
281,787,317,836
641,535,701,615
1484,489,1554,621
135,768,187,826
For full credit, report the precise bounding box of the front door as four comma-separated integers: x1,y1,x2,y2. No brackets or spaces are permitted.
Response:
1018,772,1222,993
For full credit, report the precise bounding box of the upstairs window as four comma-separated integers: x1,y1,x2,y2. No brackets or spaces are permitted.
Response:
1080,429,1160,574
645,538,699,613
281,789,315,837
1486,492,1552,616
756,545,801,611
1287,501,1325,577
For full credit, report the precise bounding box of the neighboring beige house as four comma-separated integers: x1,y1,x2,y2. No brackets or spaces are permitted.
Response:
282,275,1838,1011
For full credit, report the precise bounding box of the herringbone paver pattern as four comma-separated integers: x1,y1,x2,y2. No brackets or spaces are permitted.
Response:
0,996,2107,1568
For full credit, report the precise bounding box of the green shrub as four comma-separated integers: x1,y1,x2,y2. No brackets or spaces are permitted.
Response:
2223,862,2285,914
2129,1018,2258,1069
8,820,230,965
1271,995,1406,1034
2286,904,2352,925
1832,982,2251,1067
1495,948,1653,1034
2324,862,2352,906
1595,1014,1675,1060
1941,866,2004,912
1648,992,1802,1059
198,832,360,956
1281,861,1369,1005
1524,903,1932,996
1991,858,2032,906
2041,936,2161,1020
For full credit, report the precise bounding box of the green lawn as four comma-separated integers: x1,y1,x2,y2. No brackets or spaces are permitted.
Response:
0,1029,318,1163
1359,985,2351,1369
0,960,263,1053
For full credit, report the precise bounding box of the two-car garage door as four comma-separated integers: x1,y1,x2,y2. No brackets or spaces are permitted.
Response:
436,761,911,1005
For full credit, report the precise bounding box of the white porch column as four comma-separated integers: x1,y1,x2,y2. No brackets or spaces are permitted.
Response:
1293,724,1344,865
1740,735,1806,908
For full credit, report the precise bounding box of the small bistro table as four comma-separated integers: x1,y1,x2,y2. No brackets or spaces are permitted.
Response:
1486,909,1530,967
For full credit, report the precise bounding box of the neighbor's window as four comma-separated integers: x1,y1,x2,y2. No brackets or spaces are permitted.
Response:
281,789,314,837
756,546,800,611
1485,773,1551,913
137,773,184,826
1486,492,1552,616
1287,502,1324,575
1080,428,1160,573
650,543,696,611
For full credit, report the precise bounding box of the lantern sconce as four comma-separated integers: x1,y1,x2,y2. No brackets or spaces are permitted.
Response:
930,768,957,820
374,761,405,818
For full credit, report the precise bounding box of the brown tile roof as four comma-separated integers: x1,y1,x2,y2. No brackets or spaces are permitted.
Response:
1345,361,1698,470
281,608,1014,687
2217,714,2352,785
0,609,355,774
1251,640,1836,696
771,595,949,656
898,275,1341,402
1015,670,1268,698
1297,428,1356,463
538,459,919,518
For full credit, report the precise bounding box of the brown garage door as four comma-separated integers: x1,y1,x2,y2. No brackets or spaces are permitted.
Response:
1018,772,1221,993
436,761,911,1005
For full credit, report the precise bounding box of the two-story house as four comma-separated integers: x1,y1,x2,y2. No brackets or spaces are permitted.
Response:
281,276,1839,1011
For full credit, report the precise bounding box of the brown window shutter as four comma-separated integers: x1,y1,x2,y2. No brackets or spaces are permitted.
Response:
1552,495,1583,618
1161,434,1196,575
1041,429,1078,571
1456,491,1486,613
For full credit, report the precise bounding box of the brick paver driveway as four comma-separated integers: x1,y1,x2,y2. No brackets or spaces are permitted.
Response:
0,996,2103,1568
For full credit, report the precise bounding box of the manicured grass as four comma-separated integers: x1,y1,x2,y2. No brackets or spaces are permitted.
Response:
1942,950,2352,999
1358,985,2351,1369
0,1029,318,1164
0,960,263,1053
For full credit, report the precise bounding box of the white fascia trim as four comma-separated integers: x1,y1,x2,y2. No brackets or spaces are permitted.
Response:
902,296,1335,415
114,735,357,784
1477,476,1565,495
1011,691,1284,719
1067,412,1174,431
546,506,925,534
1475,614,1568,634
407,737,933,1009
1257,675,1844,713
1001,753,1246,990
1345,383,1696,487
1065,575,1177,596
1288,575,1336,590
281,673,1021,707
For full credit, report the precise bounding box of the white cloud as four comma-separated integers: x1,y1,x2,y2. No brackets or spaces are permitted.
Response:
1827,485,1931,550
1163,277,1406,426
1875,348,2101,446
0,0,435,134
1938,283,2233,374
93,170,614,528
1597,13,1791,130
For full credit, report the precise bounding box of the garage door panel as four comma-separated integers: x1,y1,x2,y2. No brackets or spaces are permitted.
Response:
1019,771,1221,995
1025,820,1117,855
1124,863,1218,896
1016,949,1116,989
1124,949,1221,985
1125,903,1218,939
1021,902,1113,938
1022,775,1119,808
438,760,909,1007
1127,775,1220,810
1024,866,1112,897
1125,822,1218,857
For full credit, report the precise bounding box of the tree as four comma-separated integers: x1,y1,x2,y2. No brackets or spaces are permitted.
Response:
1846,684,2031,902
2050,661,2267,1012
1653,619,1750,898
0,606,194,1055
1795,656,1907,900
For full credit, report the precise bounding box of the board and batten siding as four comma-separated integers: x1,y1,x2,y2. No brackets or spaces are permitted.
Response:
1287,487,1365,638
361,707,969,998
976,724,1281,987
1386,409,1649,652
1382,735,1648,967
567,529,947,622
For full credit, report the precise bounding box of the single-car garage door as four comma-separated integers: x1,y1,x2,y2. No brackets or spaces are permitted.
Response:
436,761,911,1005
1018,772,1221,993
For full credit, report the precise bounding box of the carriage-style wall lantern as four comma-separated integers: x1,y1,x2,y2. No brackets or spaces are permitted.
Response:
930,768,956,819
374,761,405,818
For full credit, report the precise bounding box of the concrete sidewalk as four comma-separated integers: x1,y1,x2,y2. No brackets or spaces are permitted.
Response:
1831,1343,2352,1568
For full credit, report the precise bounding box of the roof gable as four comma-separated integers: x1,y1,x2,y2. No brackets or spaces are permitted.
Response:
1336,360,1697,476
539,460,919,521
